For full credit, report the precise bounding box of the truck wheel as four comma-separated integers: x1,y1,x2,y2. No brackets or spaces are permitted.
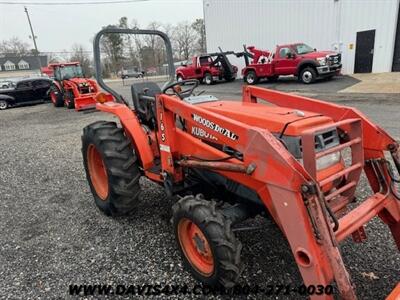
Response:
66,90,75,109
50,85,64,107
244,71,258,85
204,73,213,85
300,67,316,84
82,121,141,216
172,194,243,288
0,99,8,110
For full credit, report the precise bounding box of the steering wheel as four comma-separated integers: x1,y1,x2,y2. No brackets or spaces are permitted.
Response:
162,79,199,99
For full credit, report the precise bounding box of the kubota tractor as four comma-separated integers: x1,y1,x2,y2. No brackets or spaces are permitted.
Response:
49,62,112,111
81,28,400,299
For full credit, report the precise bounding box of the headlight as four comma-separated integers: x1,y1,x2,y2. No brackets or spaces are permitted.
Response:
316,152,341,170
79,83,83,87
316,57,327,66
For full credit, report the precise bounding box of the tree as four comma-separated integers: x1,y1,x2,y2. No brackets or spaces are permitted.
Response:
0,37,30,56
100,22,125,76
191,19,206,53
173,21,196,60
69,44,92,77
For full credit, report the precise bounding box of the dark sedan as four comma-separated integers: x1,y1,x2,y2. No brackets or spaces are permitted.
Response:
0,78,52,110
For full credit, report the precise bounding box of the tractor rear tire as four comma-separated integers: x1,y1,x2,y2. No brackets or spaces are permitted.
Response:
50,85,64,107
172,194,243,288
82,121,141,216
244,70,258,85
66,90,75,109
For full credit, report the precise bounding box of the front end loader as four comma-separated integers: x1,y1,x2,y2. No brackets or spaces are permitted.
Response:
81,28,400,299
49,62,112,111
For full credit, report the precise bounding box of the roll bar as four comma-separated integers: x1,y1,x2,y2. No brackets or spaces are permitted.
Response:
93,28,175,103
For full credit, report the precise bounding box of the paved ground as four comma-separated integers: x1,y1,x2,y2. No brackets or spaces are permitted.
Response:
340,72,400,94
0,76,399,299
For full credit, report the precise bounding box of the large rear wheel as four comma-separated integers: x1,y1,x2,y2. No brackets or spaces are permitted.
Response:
82,121,141,216
172,194,243,288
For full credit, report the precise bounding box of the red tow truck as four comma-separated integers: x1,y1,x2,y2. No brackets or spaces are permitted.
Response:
175,49,238,85
241,43,342,84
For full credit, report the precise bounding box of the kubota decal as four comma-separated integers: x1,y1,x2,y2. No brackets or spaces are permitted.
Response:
191,126,218,141
191,113,238,141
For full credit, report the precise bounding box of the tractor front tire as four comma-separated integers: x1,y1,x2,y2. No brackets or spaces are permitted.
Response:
66,90,75,109
82,121,141,216
172,194,243,288
50,85,64,107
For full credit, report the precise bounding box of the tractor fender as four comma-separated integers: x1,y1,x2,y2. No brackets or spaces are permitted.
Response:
52,80,62,91
296,60,318,76
95,102,155,170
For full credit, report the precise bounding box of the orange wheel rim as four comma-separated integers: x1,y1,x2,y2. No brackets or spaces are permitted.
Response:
87,144,109,200
178,218,214,276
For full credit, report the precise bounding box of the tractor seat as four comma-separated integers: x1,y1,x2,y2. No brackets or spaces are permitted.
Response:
131,81,161,126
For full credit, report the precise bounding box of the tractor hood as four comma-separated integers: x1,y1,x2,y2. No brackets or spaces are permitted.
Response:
198,101,333,136
67,77,89,84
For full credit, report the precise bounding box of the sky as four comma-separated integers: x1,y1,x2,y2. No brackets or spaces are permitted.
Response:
0,0,203,53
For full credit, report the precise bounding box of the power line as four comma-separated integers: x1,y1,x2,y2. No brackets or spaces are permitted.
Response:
0,0,148,5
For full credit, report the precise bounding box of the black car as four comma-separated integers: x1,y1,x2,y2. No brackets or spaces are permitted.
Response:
0,78,52,110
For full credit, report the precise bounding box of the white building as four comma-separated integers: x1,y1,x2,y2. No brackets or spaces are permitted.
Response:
203,0,400,74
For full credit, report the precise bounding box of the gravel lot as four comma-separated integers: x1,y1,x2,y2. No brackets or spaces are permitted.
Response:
0,76,399,299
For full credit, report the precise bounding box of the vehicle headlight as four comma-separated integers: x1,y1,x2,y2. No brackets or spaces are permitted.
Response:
316,152,341,170
316,57,327,66
79,83,83,87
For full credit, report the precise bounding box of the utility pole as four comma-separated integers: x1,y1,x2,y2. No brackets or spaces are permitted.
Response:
24,6,43,75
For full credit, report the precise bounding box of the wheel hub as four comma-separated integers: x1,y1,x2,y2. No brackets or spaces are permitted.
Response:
178,218,214,276
87,144,109,200
303,71,312,82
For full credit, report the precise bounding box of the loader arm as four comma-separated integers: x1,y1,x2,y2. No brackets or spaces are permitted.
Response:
154,89,400,300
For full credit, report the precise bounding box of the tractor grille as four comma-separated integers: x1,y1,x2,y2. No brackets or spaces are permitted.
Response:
277,128,340,159
79,87,91,94
328,54,341,66
315,129,339,151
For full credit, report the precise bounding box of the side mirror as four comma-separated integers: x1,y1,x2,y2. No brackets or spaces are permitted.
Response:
286,52,292,59
314,48,317,51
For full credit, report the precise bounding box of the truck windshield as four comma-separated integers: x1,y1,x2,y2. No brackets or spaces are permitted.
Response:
294,44,315,55
57,65,84,80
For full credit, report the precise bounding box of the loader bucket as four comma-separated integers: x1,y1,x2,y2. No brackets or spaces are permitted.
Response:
74,93,113,111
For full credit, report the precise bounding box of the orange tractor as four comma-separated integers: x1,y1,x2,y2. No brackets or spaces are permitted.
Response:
49,62,112,111
81,28,400,299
